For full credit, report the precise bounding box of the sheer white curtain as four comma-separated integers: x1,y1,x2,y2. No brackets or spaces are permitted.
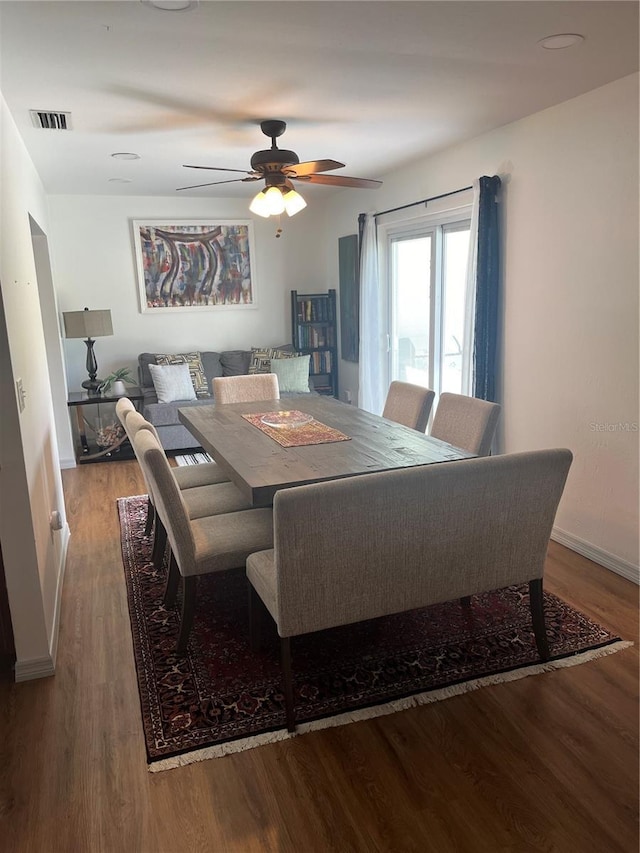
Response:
358,213,386,413
460,179,480,396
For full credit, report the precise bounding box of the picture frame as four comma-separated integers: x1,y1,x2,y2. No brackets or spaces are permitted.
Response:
132,220,257,313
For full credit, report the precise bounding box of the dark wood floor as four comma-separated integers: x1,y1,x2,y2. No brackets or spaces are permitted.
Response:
1,460,637,853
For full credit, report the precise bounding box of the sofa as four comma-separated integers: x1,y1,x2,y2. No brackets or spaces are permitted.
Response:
137,347,307,451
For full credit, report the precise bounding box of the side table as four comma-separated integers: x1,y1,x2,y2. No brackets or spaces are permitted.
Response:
67,387,144,463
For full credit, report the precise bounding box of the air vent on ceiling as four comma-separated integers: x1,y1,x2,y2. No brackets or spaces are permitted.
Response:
30,110,72,130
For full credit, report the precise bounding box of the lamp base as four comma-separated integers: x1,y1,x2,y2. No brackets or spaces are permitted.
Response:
83,337,100,393
82,378,102,393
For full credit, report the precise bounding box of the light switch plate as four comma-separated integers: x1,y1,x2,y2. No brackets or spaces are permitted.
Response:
16,378,26,412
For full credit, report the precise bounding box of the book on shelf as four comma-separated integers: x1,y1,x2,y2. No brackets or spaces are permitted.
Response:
291,289,338,398
296,325,336,349
310,350,332,375
297,298,332,324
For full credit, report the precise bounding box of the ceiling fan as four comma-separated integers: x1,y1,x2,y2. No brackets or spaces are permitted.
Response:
176,119,382,217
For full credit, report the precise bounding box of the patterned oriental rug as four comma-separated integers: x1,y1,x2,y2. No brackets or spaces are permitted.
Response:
117,495,630,773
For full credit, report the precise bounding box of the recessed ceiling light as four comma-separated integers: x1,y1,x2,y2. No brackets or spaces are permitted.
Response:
141,0,198,11
108,177,133,183
111,152,140,160
538,33,585,50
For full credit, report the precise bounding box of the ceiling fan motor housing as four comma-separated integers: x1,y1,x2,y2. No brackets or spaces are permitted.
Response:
250,149,300,171
263,173,291,188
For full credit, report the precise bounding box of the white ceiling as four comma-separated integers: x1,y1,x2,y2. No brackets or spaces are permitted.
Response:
1,1,637,199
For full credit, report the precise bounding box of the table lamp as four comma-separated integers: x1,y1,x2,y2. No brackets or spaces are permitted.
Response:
62,307,113,391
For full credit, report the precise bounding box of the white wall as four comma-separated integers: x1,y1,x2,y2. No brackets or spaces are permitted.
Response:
48,197,299,391
0,96,70,678
296,74,639,576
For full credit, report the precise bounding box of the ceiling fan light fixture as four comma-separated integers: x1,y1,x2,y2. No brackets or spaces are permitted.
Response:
249,190,270,218
263,186,286,215
250,186,287,217
282,188,307,217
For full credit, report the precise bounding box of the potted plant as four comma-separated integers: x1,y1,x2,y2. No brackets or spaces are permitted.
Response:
100,367,134,397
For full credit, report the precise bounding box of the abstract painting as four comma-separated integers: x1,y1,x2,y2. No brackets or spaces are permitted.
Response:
132,221,256,312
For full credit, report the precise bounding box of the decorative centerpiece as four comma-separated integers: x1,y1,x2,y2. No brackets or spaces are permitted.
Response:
99,367,134,397
260,411,313,429
95,422,125,448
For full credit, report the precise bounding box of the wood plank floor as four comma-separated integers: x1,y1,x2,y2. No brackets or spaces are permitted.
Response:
1,460,637,853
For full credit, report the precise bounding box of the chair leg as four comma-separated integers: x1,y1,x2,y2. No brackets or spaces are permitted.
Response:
151,517,167,571
163,553,180,608
176,576,197,654
248,583,262,653
529,579,550,661
280,636,296,733
460,595,472,608
144,497,155,537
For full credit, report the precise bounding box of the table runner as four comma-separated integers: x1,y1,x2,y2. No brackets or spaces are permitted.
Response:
242,411,351,447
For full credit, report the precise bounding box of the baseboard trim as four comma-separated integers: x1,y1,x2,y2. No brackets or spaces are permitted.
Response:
13,523,70,683
60,456,76,469
15,655,55,682
552,527,639,585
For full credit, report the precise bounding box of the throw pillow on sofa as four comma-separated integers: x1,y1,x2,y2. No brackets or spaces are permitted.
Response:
148,363,197,403
270,355,311,393
249,346,297,374
219,350,251,377
155,352,209,398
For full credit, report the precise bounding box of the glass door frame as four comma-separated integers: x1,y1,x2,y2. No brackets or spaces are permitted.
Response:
380,206,472,399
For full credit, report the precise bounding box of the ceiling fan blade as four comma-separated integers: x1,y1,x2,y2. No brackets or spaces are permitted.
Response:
183,164,253,175
176,177,259,191
112,115,207,133
296,174,383,189
287,159,345,177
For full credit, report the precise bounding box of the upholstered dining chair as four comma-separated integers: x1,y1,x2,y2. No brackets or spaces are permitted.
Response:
213,373,280,405
133,428,273,652
116,398,158,537
382,381,435,433
116,397,229,491
116,398,231,567
430,392,501,456
125,410,252,570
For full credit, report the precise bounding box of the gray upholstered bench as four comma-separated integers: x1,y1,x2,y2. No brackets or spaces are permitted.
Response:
246,448,573,731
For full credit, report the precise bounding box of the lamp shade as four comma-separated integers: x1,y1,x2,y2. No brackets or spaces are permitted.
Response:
63,308,113,339
282,188,307,216
262,187,286,215
249,190,271,218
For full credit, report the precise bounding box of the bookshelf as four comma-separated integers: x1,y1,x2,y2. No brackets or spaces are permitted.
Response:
291,289,338,397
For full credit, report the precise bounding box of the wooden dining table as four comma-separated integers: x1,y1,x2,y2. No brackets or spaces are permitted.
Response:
178,394,474,507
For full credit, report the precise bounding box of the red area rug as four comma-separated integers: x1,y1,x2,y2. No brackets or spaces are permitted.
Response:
117,495,628,772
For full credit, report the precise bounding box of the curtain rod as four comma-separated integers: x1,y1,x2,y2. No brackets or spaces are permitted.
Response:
372,185,473,219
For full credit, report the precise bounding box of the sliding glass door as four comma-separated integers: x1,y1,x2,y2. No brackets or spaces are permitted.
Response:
387,217,471,398
390,232,433,388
